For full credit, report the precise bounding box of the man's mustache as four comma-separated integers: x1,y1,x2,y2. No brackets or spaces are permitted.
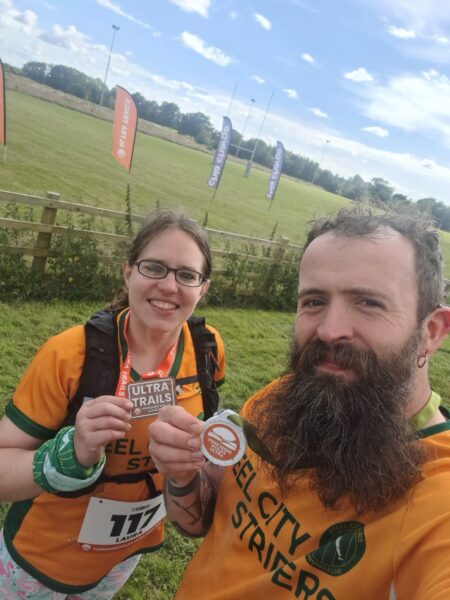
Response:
293,338,378,378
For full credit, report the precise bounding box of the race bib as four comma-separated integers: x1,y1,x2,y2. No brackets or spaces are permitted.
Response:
77,495,166,551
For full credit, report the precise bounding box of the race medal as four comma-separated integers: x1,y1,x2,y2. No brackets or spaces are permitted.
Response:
127,377,176,419
201,409,246,466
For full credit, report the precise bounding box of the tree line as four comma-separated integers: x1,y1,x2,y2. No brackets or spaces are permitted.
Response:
6,61,450,231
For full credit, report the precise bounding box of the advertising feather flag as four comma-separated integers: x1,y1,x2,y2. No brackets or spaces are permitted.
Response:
0,59,6,149
112,86,137,172
208,116,232,189
267,141,285,205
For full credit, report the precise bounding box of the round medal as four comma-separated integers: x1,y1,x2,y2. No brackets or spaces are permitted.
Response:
201,409,246,466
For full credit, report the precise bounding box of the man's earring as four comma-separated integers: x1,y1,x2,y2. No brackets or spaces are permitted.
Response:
417,351,428,369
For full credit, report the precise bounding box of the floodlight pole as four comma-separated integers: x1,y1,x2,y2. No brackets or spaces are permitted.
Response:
311,138,330,185
99,24,120,109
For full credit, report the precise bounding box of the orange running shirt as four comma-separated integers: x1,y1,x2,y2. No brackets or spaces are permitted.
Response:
3,309,225,594
177,383,450,600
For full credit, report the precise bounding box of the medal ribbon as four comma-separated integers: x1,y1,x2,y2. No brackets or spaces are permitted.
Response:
115,311,177,398
409,391,441,430
226,413,276,466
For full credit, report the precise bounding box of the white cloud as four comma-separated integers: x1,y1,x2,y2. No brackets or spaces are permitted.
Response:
387,25,416,39
180,32,233,66
344,67,374,82
252,75,265,84
302,53,315,63
229,10,238,19
254,13,272,30
356,70,450,148
40,25,90,51
362,126,389,137
96,0,158,31
422,159,436,169
432,34,450,45
14,9,37,29
362,0,450,31
283,88,298,99
265,110,450,202
169,0,210,17
0,0,38,34
309,107,329,118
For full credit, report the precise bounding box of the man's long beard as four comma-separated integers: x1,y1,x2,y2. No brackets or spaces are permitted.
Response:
250,334,427,513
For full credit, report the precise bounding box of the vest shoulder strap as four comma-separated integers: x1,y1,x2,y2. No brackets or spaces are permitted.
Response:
187,315,220,421
60,311,220,493
62,308,120,427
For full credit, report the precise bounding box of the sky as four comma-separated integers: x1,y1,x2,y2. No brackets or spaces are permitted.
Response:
2,0,450,205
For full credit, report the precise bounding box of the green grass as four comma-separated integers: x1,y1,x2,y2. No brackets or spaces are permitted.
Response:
0,301,449,598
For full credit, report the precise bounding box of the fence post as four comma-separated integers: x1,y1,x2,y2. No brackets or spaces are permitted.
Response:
31,191,60,274
262,236,289,293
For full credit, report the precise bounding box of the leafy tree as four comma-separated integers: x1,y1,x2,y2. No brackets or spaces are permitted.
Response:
298,157,318,183
283,151,304,179
250,139,274,168
155,102,181,128
391,193,411,210
341,175,369,202
22,61,51,84
4,63,23,75
230,129,243,156
316,169,339,193
370,177,393,206
177,112,216,146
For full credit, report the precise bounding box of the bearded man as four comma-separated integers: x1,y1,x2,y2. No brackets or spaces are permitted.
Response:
149,208,450,600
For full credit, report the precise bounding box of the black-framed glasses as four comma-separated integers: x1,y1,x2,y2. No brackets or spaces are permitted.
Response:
134,260,207,287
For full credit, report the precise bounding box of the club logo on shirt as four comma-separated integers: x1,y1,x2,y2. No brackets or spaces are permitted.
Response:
306,521,366,576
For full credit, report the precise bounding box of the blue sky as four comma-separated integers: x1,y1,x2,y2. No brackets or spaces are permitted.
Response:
2,0,450,204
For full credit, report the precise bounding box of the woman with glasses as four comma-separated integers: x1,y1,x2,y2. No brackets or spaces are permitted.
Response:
0,208,225,598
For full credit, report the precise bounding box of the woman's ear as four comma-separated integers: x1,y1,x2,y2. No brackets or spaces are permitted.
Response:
123,261,132,287
423,305,450,355
199,279,210,300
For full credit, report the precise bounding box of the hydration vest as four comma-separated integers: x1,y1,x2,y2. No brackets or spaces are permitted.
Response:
58,308,220,496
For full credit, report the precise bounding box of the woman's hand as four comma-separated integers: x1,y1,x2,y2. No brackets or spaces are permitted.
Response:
149,405,205,486
74,396,133,466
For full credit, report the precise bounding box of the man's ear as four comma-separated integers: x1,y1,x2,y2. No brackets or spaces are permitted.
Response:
423,305,450,355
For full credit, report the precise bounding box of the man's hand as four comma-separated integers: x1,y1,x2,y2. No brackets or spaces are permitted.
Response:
74,396,133,466
148,405,205,486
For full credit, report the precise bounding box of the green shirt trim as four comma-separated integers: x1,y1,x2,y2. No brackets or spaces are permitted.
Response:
5,401,56,440
418,420,450,438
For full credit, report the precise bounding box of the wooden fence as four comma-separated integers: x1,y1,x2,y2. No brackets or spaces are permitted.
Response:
1,189,449,300
0,189,302,274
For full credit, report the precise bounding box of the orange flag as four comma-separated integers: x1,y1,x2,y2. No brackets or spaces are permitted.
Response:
0,59,6,146
112,86,137,171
